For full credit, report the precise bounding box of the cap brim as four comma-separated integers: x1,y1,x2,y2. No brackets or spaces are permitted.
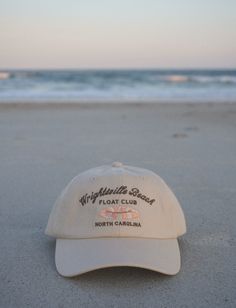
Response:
55,238,181,277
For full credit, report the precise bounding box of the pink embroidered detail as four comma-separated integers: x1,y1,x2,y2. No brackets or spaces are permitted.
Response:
99,206,140,220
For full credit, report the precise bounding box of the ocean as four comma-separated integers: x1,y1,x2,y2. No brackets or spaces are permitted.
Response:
0,69,236,103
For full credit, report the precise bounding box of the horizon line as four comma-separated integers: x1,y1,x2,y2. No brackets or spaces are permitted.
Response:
1,67,236,71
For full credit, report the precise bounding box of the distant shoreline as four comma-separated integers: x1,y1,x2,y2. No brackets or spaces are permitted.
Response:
1,100,236,105
0,100,236,111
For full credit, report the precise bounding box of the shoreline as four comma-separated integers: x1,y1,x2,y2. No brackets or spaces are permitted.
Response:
0,100,236,110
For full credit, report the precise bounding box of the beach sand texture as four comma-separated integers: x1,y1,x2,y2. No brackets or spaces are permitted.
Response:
0,102,236,307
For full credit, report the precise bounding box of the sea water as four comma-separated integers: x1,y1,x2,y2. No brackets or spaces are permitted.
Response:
0,69,236,103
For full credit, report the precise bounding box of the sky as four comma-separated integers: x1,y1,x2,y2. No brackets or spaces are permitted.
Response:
0,0,236,69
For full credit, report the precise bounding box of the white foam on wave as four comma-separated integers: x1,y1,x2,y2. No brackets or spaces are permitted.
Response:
192,75,236,84
192,76,213,83
218,76,236,84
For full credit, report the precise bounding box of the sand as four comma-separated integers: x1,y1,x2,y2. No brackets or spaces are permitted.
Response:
0,102,236,307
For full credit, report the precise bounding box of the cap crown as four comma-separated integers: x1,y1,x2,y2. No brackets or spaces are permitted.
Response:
46,163,186,239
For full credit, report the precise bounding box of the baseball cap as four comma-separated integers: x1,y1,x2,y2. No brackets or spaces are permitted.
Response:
45,162,186,276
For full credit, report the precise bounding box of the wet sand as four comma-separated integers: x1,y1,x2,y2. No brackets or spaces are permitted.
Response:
0,102,236,307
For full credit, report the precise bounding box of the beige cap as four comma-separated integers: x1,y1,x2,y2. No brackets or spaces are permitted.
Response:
45,162,186,276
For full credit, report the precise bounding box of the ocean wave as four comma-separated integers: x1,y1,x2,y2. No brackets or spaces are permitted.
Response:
1,70,236,102
164,74,236,84
217,76,236,84
2,70,236,85
191,75,236,84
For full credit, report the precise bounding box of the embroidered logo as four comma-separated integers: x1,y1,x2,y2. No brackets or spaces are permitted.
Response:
99,205,139,220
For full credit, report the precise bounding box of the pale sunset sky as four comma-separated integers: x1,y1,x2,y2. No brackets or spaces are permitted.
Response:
0,0,235,69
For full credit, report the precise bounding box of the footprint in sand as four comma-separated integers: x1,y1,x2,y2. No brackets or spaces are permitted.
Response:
172,133,188,138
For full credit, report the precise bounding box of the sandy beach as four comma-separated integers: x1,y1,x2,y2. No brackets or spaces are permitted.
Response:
0,102,236,307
